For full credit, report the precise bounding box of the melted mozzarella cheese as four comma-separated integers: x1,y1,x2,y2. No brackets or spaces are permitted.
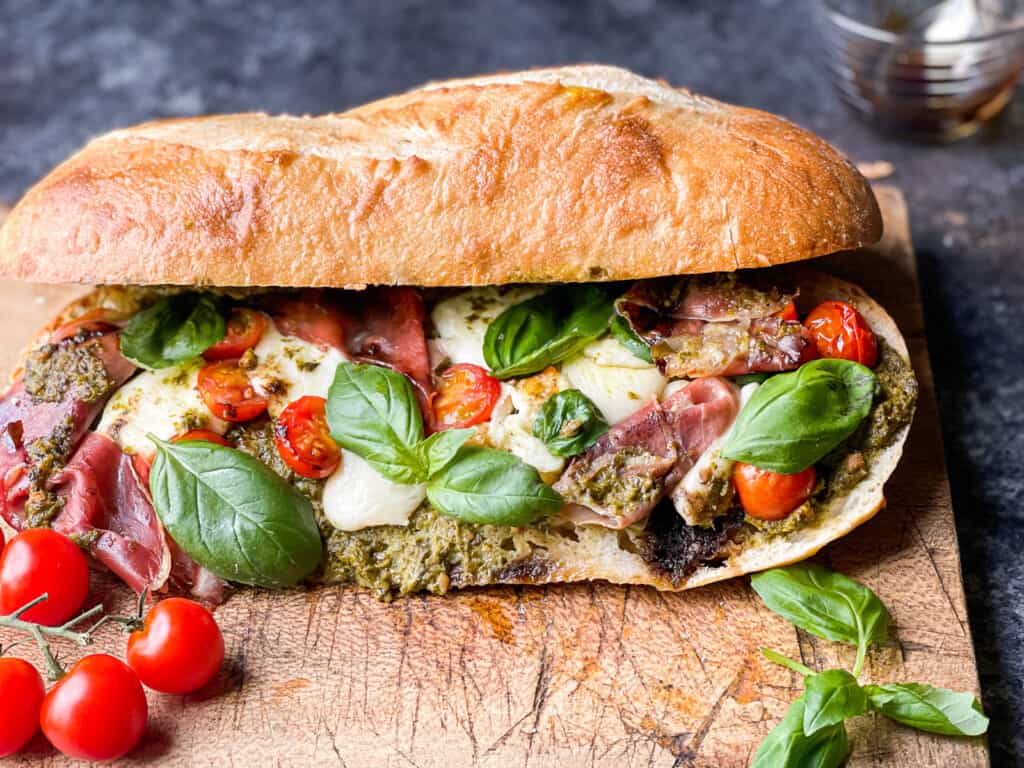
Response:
247,324,347,418
430,286,547,368
561,338,667,424
486,372,568,477
97,361,226,457
322,451,426,531
672,382,760,525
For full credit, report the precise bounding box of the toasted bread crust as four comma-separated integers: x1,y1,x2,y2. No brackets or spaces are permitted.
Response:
0,66,881,288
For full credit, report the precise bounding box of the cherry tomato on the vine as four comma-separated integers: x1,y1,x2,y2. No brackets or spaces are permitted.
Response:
0,529,89,626
173,429,231,447
40,654,147,762
0,658,44,757
202,308,268,361
197,360,268,422
127,597,224,695
733,462,816,521
274,396,342,479
805,300,878,367
433,364,501,430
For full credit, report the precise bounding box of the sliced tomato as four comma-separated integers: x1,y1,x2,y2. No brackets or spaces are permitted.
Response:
775,301,799,322
196,361,267,422
274,396,342,479
173,429,231,447
50,309,127,342
203,308,267,361
433,364,501,430
733,462,816,521
805,300,878,367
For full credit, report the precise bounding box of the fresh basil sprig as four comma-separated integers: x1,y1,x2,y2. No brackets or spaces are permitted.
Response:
148,436,323,588
326,363,562,526
483,286,614,379
752,564,988,766
722,359,878,473
863,683,989,736
531,389,608,458
120,293,226,370
609,314,653,363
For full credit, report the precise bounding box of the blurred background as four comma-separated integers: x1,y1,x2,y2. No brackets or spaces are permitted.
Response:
1,0,1022,762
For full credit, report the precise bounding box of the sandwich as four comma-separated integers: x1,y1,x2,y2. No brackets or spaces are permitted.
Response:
0,65,917,603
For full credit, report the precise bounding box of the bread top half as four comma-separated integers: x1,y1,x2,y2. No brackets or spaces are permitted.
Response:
0,65,881,288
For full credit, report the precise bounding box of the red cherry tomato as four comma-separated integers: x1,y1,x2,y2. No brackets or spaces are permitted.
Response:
733,462,816,521
40,654,147,762
173,429,231,447
127,597,225,695
805,300,878,367
776,301,799,322
202,308,268,361
433,364,501,429
49,309,127,343
0,658,44,757
197,361,268,422
0,529,89,626
274,396,342,479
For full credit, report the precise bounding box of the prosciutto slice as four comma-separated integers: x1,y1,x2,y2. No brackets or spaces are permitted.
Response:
555,377,740,528
266,287,434,418
616,276,815,378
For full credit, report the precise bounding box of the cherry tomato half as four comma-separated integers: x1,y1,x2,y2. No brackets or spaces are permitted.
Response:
433,364,501,430
776,301,799,322
0,658,44,757
0,529,89,626
274,396,342,479
733,462,816,521
40,654,147,762
127,597,225,695
203,308,268,361
805,300,878,367
197,361,268,422
173,429,231,447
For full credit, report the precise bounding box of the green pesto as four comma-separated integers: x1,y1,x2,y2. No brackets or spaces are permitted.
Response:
24,415,76,527
558,446,663,519
23,338,111,404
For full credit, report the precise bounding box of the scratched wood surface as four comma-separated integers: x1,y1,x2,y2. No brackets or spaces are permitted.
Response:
0,188,988,767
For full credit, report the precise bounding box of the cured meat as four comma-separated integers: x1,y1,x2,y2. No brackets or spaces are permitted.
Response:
616,275,814,377
50,432,171,594
555,377,739,528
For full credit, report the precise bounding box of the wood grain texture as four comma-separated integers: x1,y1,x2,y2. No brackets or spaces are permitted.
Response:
0,189,988,767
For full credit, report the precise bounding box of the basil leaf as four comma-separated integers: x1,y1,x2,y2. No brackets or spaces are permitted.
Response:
483,286,614,379
610,314,653,363
120,293,226,370
864,683,989,736
803,669,867,735
722,358,878,473
427,446,563,526
326,362,426,483
415,428,475,477
751,563,891,648
733,373,772,387
532,389,609,458
752,696,849,768
148,436,322,588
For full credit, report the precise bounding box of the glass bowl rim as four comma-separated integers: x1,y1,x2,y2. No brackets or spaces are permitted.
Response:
818,0,1024,45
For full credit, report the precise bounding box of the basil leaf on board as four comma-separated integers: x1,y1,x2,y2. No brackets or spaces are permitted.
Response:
864,683,989,736
415,428,475,477
751,564,891,648
483,286,615,379
120,293,226,370
148,436,322,588
326,362,426,483
722,358,878,473
531,389,609,458
803,669,867,735
427,446,563,526
751,696,849,768
609,314,653,363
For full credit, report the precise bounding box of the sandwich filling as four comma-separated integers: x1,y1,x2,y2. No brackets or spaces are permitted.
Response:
0,274,916,601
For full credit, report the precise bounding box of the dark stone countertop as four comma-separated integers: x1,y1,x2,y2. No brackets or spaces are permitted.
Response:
1,0,1022,761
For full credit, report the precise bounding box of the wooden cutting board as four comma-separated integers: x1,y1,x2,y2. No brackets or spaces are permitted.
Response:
0,187,988,767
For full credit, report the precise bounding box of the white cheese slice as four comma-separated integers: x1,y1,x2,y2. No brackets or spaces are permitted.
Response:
430,286,547,368
97,361,226,457
247,323,347,418
322,450,426,531
561,339,667,424
487,379,567,476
